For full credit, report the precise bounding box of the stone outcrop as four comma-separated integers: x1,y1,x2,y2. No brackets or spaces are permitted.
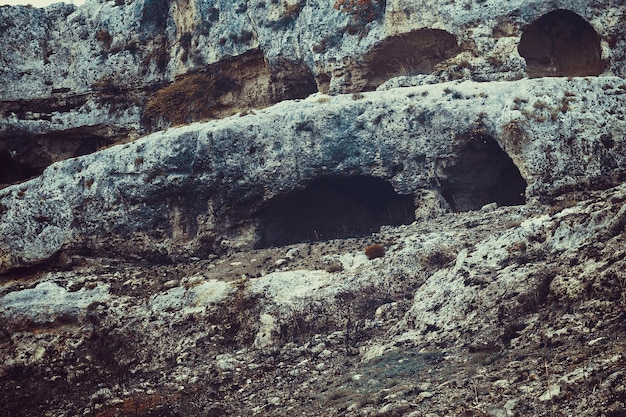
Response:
1,0,625,183
1,1,626,416
1,76,625,273
1,183,625,416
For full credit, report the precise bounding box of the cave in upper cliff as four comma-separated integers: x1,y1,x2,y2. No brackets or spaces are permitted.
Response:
254,176,417,248
438,134,527,212
143,50,317,131
518,9,604,78
0,143,40,186
0,127,114,188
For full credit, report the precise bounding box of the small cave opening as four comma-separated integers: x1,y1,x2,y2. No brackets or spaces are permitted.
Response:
0,143,41,187
438,134,527,212
269,57,319,103
0,131,111,188
518,9,604,78
143,50,318,131
254,176,417,248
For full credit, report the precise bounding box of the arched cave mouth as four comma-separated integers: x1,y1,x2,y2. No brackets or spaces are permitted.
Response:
254,176,417,248
439,135,527,212
518,9,603,78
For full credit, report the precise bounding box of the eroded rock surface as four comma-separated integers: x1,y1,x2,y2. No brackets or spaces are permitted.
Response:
1,1,626,416
1,77,625,273
1,184,625,416
1,0,625,183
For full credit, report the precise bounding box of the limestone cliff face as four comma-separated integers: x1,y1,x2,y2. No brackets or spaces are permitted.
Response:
1,0,625,184
1,2,626,416
1,76,625,273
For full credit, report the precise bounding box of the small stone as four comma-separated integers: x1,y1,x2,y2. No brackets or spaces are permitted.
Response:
587,336,606,346
539,384,561,401
518,385,534,393
486,406,508,417
416,382,432,391
481,202,498,211
275,259,287,266
347,403,359,412
310,342,326,354
504,398,518,414
318,349,332,358
416,391,435,402
215,354,239,371
378,402,410,415
162,280,179,289
90,387,112,404
268,397,281,406
493,379,510,389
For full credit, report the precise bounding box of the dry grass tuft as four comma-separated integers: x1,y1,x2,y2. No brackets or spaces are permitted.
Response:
502,120,529,155
365,243,385,260
144,72,236,130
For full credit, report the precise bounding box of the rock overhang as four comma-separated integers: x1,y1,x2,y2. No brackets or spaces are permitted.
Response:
0,76,624,273
1,1,625,190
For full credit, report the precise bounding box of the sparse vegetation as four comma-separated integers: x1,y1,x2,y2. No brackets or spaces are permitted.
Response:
143,72,236,129
283,1,302,18
96,29,112,49
326,263,344,273
364,243,385,260
333,0,386,25
141,36,170,70
421,248,456,268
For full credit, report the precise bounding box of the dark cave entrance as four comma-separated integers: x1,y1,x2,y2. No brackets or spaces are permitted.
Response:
438,135,527,212
254,176,417,248
0,143,41,186
0,133,109,188
518,9,604,78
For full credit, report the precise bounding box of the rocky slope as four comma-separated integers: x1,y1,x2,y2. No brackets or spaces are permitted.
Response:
1,0,626,416
1,75,626,274
1,185,625,416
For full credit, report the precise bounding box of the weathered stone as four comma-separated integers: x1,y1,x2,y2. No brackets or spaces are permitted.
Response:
1,0,625,183
1,77,624,272
0,2,625,416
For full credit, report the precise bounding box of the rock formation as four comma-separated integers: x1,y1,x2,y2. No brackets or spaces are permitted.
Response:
2,0,625,182
1,76,625,273
1,0,625,416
